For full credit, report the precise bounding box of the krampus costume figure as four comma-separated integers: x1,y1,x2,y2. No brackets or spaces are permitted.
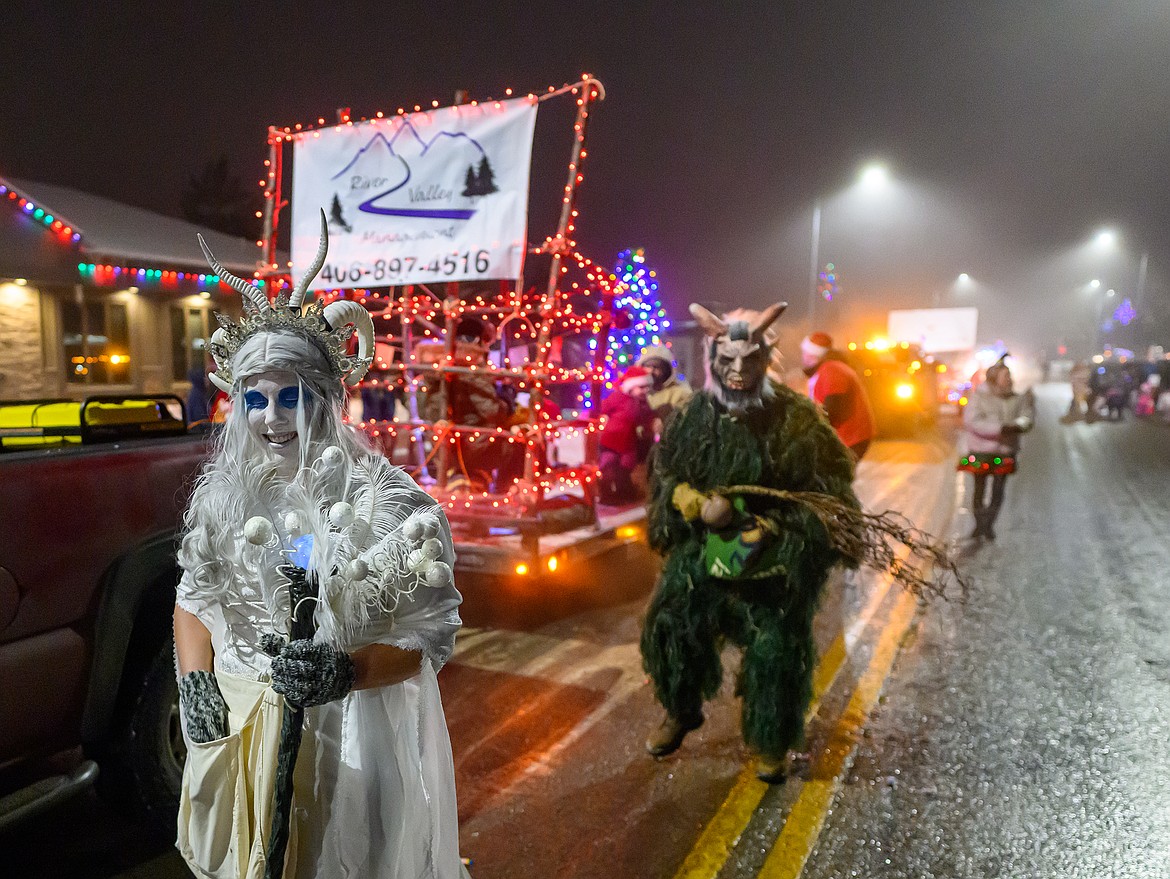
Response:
640,302,860,782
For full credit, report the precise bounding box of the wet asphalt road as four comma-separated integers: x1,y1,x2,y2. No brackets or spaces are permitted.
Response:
803,384,1170,877
2,411,948,878
9,384,1167,877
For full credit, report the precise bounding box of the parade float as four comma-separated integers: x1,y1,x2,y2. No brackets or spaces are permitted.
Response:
253,76,659,580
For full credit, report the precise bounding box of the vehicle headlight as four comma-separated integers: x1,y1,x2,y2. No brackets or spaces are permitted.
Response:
895,383,915,400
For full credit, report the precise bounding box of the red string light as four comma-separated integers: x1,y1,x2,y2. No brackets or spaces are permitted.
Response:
261,76,609,523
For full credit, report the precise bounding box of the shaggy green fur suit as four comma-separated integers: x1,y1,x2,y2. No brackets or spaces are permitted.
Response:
640,383,859,758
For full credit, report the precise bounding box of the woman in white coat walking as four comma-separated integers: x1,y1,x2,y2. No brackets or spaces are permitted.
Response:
959,357,1035,540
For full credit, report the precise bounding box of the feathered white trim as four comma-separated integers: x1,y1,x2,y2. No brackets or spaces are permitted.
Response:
350,454,405,546
180,446,454,652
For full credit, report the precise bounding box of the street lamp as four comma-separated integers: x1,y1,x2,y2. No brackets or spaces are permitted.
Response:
808,161,893,332
858,163,890,192
1082,281,1117,353
808,202,823,331
1093,229,1117,249
1087,229,1149,345
936,272,974,306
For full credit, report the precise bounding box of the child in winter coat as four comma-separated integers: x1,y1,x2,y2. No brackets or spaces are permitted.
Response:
599,364,656,503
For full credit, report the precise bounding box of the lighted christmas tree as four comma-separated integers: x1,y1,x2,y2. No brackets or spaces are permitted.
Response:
602,247,673,381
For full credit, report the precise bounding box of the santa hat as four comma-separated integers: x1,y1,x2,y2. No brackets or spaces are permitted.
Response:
619,364,654,392
800,332,833,359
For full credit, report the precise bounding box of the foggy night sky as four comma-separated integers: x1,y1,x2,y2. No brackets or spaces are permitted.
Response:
4,1,1170,356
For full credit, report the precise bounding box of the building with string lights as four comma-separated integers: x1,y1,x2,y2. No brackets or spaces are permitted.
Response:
0,175,261,402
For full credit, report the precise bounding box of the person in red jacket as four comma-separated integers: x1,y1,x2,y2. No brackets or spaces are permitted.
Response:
599,364,656,503
801,331,876,460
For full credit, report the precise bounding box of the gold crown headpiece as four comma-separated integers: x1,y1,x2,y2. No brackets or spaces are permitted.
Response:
198,210,375,393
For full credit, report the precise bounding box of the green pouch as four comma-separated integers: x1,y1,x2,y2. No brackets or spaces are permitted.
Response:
704,496,787,580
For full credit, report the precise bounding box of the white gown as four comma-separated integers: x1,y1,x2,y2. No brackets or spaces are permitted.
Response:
177,456,466,879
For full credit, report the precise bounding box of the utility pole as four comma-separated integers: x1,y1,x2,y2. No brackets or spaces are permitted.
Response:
808,200,821,332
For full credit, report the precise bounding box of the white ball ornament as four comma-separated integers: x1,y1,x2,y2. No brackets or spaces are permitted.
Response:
347,558,369,581
419,517,440,540
425,562,452,589
321,446,345,468
244,516,274,546
328,502,355,528
403,518,426,542
283,512,303,536
420,537,443,562
407,548,427,572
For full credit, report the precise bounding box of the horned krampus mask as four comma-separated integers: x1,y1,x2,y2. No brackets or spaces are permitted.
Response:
690,302,787,417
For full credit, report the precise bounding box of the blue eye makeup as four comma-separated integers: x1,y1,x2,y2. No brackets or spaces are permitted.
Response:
278,387,300,409
243,386,299,411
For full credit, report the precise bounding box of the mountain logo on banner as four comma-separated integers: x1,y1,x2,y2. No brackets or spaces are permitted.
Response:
328,118,501,226
328,194,353,233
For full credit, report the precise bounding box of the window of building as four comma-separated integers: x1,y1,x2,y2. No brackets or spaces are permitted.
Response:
171,305,211,382
62,292,131,384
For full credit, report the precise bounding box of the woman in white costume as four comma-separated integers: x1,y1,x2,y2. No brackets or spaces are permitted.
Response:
173,214,467,879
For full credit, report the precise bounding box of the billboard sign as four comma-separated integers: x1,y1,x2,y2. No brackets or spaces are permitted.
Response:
887,307,979,353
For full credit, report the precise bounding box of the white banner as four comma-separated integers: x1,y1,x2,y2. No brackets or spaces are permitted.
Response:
291,98,539,291
887,307,979,353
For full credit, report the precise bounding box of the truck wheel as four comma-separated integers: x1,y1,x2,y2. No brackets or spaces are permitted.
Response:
98,639,185,836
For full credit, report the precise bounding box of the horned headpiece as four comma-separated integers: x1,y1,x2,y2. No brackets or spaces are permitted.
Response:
689,301,787,414
689,302,787,352
198,210,375,393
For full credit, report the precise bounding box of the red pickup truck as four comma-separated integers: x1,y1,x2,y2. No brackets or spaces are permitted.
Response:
0,396,208,832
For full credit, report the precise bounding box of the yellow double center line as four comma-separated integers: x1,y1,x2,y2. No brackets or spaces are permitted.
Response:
671,585,919,879
758,588,918,877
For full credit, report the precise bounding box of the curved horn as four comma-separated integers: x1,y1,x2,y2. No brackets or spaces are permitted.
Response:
207,369,233,393
198,234,271,313
206,326,233,392
322,299,375,386
289,209,330,309
750,302,788,341
689,303,728,338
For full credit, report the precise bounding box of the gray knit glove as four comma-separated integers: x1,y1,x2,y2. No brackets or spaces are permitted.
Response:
178,670,229,744
262,636,356,708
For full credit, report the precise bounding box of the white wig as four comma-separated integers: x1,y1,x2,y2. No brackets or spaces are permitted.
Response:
178,331,377,643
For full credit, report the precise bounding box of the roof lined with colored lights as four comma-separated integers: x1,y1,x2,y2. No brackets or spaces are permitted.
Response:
2,177,262,274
